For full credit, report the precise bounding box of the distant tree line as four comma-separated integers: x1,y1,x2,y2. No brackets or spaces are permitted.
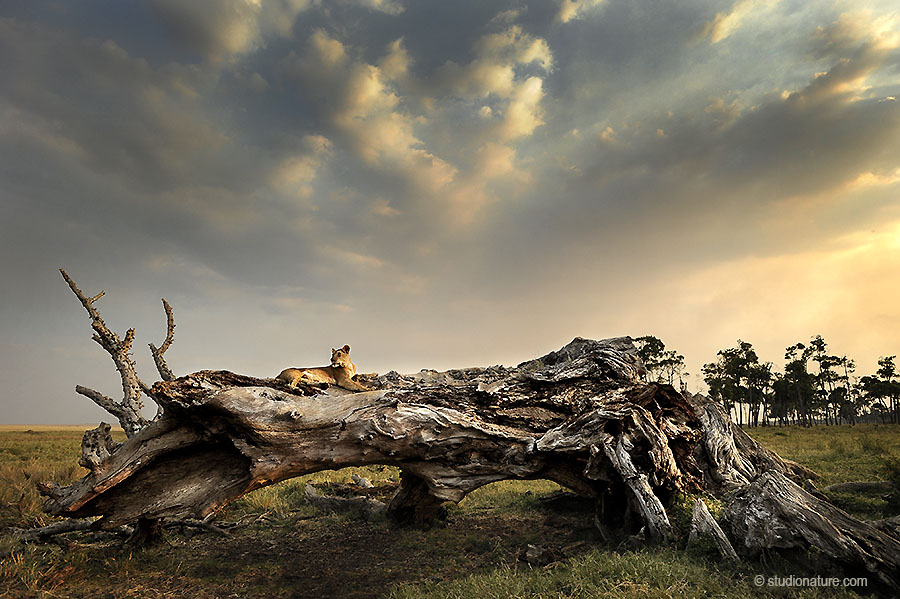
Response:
635,335,900,427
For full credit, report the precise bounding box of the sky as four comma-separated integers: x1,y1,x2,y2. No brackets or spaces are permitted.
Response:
1,0,899,424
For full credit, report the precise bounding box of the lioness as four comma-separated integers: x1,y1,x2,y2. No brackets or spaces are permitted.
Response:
276,344,368,392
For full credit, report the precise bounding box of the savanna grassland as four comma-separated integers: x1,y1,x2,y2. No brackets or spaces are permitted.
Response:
1,424,898,599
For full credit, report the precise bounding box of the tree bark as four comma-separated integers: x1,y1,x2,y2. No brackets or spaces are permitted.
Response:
687,498,737,561
39,336,900,593
724,471,900,590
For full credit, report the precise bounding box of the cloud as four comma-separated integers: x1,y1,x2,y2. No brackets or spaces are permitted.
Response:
3,1,900,424
268,134,332,197
355,0,405,16
702,0,780,44
551,7,900,225
275,23,554,224
557,0,605,24
145,0,408,62
378,38,411,80
145,0,272,62
434,25,552,98
0,18,227,191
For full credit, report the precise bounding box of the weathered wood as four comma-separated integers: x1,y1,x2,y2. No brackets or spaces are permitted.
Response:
79,423,120,473
723,471,900,590
149,298,176,383
598,432,673,542
823,481,894,494
41,339,697,533
61,269,152,437
126,517,163,547
9,518,99,541
304,485,387,520
386,471,447,527
687,498,737,561
686,394,814,490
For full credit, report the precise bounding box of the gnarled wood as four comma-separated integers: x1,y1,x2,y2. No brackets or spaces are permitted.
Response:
688,498,737,561
61,269,156,437
41,339,698,532
724,471,900,590
79,423,119,473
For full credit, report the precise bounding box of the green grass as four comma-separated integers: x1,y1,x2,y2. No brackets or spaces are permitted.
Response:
748,424,900,520
453,479,562,515
746,423,900,486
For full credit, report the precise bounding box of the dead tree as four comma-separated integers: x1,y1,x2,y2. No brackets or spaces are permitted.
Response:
60,269,175,437
55,269,177,543
40,275,900,592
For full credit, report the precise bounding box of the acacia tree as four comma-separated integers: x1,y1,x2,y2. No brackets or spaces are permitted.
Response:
634,336,687,391
836,356,858,425
746,361,773,427
702,341,770,427
769,373,794,426
807,335,845,425
860,356,900,424
784,342,815,427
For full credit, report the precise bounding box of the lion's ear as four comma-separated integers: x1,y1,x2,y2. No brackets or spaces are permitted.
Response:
342,344,351,353
332,348,337,353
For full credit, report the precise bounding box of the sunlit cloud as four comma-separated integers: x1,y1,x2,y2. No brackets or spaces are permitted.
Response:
557,0,605,24
702,0,780,44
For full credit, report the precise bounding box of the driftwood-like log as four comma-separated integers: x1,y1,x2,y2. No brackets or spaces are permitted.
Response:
9,518,99,542
39,336,900,593
724,471,900,590
824,481,895,494
40,338,699,533
687,498,737,561
304,485,387,520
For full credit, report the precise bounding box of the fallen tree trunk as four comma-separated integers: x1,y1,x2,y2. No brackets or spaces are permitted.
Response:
724,471,900,590
823,481,895,494
39,336,900,593
42,338,699,531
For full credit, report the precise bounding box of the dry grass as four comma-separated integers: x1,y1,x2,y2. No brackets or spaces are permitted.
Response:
0,429,125,529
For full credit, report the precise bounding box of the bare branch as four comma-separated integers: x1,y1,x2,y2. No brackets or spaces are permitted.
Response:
60,269,151,437
168,518,232,537
305,485,387,520
75,385,125,417
10,518,99,541
149,298,176,382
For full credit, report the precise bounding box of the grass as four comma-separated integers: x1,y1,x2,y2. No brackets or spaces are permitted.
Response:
0,428,126,529
388,549,864,599
746,423,900,486
747,423,900,520
1,423,898,598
